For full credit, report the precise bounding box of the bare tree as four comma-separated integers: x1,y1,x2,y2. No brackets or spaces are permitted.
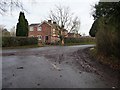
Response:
49,5,80,45
0,24,5,31
69,16,80,34
0,0,36,15
10,26,16,37
0,0,24,15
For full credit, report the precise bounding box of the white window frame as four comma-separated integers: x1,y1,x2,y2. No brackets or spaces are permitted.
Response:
37,35,42,40
38,26,42,31
29,27,33,31
53,29,55,34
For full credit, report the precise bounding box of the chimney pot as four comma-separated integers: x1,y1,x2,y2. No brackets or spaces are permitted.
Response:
48,20,51,23
53,22,56,24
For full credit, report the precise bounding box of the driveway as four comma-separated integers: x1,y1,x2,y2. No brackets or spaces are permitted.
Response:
2,45,119,88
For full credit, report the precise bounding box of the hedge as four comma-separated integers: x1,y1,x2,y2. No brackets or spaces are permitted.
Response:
2,37,38,47
64,37,95,44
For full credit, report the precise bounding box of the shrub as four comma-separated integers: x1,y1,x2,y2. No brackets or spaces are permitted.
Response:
96,17,120,59
64,37,95,44
2,37,38,47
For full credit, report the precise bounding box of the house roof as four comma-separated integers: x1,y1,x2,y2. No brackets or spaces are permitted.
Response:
40,21,52,27
29,20,61,30
41,21,60,30
2,29,9,32
29,23,40,26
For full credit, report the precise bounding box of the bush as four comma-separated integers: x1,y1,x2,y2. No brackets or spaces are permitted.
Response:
64,37,95,44
2,37,38,47
96,17,120,59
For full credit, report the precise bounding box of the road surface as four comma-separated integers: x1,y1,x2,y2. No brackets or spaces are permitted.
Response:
1,45,119,88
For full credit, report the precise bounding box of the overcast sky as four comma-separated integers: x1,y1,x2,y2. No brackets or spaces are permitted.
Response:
0,0,99,35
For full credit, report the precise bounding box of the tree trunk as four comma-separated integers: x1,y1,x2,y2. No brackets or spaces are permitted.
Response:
61,38,64,46
61,29,64,46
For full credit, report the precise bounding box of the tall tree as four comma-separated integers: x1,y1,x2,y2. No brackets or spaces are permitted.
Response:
16,12,29,37
49,5,80,45
92,1,120,20
90,1,120,58
89,18,99,37
90,1,120,37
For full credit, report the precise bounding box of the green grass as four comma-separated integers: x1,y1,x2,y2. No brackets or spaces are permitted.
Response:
2,44,40,50
89,47,120,70
64,42,95,46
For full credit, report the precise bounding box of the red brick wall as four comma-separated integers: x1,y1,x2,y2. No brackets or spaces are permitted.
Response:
41,22,51,43
28,22,52,43
28,26,42,37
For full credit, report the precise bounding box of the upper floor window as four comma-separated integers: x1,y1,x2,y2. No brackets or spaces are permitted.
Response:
38,27,42,31
29,27,33,31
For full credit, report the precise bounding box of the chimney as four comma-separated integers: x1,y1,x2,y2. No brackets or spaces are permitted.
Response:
48,20,51,23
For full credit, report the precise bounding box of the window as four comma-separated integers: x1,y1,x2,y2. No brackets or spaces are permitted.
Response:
53,29,55,34
29,27,33,31
37,35,42,40
38,27,41,31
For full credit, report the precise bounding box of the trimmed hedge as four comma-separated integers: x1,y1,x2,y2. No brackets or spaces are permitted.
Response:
2,37,38,47
64,37,95,44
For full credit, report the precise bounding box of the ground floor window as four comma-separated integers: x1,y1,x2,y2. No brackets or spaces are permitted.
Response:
37,35,42,40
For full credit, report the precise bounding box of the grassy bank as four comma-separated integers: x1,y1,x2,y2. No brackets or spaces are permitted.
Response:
89,47,120,70
64,37,95,46
64,42,95,46
2,44,40,50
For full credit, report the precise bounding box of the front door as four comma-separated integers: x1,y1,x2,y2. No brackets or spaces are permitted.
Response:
45,36,48,44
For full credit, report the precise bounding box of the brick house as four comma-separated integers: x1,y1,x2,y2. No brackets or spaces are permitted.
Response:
28,20,60,44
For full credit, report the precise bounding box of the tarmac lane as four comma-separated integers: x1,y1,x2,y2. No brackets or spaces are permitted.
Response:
2,45,119,88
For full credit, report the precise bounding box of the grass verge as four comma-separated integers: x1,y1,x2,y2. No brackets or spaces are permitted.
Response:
89,47,120,70
64,42,95,46
2,44,41,50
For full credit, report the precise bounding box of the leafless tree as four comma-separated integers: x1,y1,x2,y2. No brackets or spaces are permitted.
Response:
49,5,71,29
69,16,80,34
49,5,80,32
49,5,80,45
0,24,5,31
0,0,24,15
10,26,16,36
0,0,36,15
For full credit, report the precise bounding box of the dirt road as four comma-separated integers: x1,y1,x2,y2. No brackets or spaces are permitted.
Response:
2,45,119,88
